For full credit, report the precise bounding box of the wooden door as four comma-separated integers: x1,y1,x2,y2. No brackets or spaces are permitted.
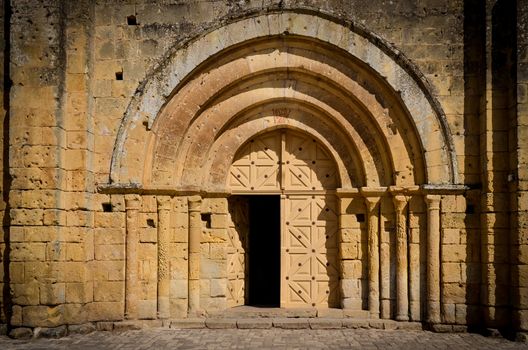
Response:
228,130,340,308
226,197,249,307
281,194,339,307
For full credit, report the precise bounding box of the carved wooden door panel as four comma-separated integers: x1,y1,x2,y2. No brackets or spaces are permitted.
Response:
226,197,249,307
229,133,281,192
281,194,340,308
283,132,338,191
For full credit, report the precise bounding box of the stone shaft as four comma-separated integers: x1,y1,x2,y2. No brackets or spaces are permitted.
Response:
426,195,441,324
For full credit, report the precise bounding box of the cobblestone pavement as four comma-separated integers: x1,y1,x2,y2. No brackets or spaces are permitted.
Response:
1,328,528,350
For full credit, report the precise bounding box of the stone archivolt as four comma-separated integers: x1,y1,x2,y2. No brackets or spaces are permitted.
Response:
111,13,457,189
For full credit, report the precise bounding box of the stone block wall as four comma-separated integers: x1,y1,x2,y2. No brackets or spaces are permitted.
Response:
440,194,480,326
408,195,426,322
170,197,188,318
200,198,228,313
339,196,367,312
0,0,526,336
514,0,528,332
90,193,125,322
0,0,6,328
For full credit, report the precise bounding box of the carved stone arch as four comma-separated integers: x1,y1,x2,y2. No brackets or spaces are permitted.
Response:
110,9,458,188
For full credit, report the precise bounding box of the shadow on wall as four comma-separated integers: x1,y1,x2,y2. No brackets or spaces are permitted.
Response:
1,0,12,331
463,0,485,331
462,0,518,335
490,0,517,336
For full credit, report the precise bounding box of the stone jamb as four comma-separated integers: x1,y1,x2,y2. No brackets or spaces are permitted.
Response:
360,187,387,319
187,196,202,316
336,188,361,310
125,194,141,320
156,196,172,319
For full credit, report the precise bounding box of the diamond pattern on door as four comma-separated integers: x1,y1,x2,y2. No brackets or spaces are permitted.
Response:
226,197,249,307
281,195,340,307
229,133,281,191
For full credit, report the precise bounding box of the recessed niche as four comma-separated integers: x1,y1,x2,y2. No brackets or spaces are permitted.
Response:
146,218,156,228
201,213,212,229
127,15,137,25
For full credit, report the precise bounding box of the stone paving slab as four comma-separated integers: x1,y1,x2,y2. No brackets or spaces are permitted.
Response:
205,319,237,329
236,319,273,329
272,318,311,329
170,319,205,329
1,328,527,350
308,318,343,329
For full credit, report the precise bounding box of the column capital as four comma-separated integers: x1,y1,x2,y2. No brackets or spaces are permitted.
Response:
425,195,441,209
363,196,380,213
125,194,141,209
188,195,202,211
156,195,172,210
392,194,408,211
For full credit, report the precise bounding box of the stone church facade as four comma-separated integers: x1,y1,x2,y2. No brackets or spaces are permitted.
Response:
0,0,527,338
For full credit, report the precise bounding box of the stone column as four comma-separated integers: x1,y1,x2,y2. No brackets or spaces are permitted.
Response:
125,194,141,320
379,198,391,319
393,195,409,321
408,195,423,321
157,196,172,319
425,195,441,324
364,195,381,319
188,196,202,316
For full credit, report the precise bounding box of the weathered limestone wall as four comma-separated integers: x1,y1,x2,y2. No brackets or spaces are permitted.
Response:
200,198,228,314
8,0,96,328
9,0,68,328
339,196,368,314
90,193,126,322
0,0,7,328
1,0,526,336
440,194,480,325
514,0,528,332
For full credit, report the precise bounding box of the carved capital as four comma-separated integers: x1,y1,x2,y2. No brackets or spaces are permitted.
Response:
392,195,408,213
125,194,141,210
156,195,172,211
363,196,380,214
188,195,202,212
425,195,441,210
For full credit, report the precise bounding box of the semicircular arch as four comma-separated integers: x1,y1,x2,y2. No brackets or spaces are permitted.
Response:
110,10,458,189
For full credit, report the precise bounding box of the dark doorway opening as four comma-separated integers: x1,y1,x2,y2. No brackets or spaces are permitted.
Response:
247,195,280,307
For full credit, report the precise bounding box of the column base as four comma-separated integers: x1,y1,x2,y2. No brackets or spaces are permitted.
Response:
396,315,409,322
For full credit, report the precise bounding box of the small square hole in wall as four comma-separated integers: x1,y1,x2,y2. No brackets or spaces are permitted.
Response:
115,71,123,80
146,218,156,228
201,213,211,229
355,214,365,222
102,203,113,212
127,15,138,26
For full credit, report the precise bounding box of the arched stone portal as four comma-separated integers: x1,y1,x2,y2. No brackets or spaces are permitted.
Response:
107,11,460,322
